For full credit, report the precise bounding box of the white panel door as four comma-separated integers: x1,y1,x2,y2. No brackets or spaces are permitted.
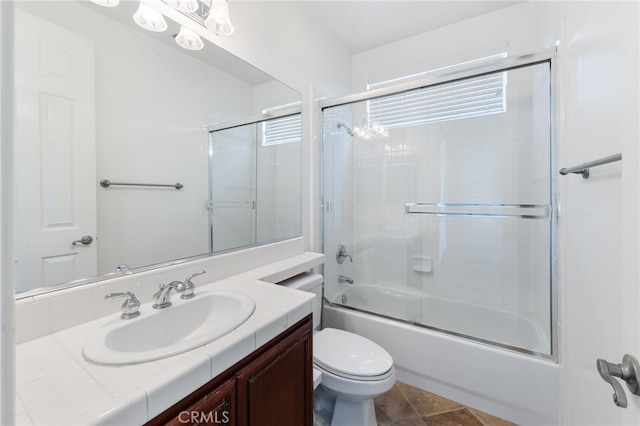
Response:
14,10,96,292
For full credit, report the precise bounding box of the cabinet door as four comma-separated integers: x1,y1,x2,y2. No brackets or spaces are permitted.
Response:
236,323,312,426
163,378,235,426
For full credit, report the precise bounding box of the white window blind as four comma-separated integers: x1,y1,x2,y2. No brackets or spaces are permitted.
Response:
368,54,506,129
262,113,302,146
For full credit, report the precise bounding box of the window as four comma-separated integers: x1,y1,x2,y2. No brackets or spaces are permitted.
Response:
262,113,302,146
367,54,506,129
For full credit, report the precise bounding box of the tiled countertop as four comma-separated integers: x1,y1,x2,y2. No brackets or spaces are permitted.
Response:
15,263,318,425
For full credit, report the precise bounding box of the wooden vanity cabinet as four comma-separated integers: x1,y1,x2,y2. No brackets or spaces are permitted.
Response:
146,315,312,426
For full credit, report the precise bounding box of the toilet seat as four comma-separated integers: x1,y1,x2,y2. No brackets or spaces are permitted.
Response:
314,328,393,381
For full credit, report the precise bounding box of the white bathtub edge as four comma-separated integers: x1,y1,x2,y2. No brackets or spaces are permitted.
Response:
323,305,559,426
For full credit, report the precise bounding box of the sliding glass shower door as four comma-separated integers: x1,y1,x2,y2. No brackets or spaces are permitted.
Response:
323,60,554,357
209,113,302,253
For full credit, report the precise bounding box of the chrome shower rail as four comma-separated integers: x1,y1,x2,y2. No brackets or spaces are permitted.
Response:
559,153,622,178
99,179,184,190
405,203,551,219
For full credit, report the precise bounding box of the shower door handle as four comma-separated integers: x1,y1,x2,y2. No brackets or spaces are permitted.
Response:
596,354,640,408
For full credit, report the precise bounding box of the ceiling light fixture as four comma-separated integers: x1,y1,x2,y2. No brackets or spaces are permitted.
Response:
95,0,234,52
165,0,200,14
133,3,168,32
90,0,120,7
205,0,234,36
175,26,204,50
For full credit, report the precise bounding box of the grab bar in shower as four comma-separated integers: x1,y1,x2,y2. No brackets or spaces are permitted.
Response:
99,179,184,190
405,203,551,218
559,153,622,178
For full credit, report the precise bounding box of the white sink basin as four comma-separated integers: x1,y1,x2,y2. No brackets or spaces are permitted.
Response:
83,290,255,365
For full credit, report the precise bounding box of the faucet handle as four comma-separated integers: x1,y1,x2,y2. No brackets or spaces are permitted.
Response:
105,292,140,320
182,270,206,300
185,270,206,284
152,283,166,301
336,245,353,264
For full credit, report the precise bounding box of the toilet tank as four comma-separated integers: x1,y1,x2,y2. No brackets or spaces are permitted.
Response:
278,272,323,330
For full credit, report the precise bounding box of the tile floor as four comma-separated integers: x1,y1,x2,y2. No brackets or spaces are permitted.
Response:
374,381,516,426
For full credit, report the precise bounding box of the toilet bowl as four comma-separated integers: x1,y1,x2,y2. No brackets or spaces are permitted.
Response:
279,274,396,426
314,328,395,426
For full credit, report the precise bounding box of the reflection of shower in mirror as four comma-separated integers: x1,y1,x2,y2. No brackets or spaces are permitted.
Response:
336,121,389,139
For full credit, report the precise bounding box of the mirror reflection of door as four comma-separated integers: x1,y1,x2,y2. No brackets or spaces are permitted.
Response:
14,10,97,292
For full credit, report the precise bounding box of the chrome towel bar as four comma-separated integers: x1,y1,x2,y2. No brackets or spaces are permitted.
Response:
559,153,622,178
100,179,183,190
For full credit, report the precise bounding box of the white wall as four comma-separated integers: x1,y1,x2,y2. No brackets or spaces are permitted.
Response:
208,1,352,99
352,2,537,93
531,2,639,424
0,2,15,424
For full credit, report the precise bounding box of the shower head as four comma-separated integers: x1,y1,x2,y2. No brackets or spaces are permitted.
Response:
337,122,355,137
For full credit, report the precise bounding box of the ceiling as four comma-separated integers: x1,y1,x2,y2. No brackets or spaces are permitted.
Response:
303,0,523,53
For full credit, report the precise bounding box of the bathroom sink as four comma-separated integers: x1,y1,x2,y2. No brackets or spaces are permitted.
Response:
83,290,255,365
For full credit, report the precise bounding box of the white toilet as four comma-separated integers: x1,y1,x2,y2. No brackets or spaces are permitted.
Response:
280,273,396,426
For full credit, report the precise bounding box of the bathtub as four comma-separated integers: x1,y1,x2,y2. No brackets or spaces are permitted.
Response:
333,284,550,354
324,285,559,425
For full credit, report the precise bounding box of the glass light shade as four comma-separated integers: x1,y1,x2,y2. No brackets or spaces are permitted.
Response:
165,0,199,14
175,26,204,50
90,0,119,7
205,0,234,36
133,3,168,32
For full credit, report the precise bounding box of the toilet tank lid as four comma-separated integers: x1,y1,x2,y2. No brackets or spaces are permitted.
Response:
278,273,323,291
314,328,393,378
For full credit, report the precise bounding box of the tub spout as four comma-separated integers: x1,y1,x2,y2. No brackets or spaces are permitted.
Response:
338,275,354,285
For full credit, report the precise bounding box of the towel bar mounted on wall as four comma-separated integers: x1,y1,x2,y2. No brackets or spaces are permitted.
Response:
99,179,184,190
559,153,622,178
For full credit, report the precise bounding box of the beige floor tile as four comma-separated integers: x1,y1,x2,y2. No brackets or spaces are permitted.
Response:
469,408,517,426
424,408,484,425
374,384,417,422
374,382,513,426
397,381,463,416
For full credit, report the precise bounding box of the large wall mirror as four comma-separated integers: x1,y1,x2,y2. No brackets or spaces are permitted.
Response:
14,1,302,296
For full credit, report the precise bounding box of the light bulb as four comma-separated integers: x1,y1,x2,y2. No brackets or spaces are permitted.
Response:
205,1,234,36
90,0,119,7
175,26,204,51
133,3,167,32
165,0,199,14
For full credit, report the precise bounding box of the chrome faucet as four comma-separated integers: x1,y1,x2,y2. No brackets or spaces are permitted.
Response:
152,282,183,309
105,292,140,319
338,275,354,285
181,270,206,300
152,270,207,308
